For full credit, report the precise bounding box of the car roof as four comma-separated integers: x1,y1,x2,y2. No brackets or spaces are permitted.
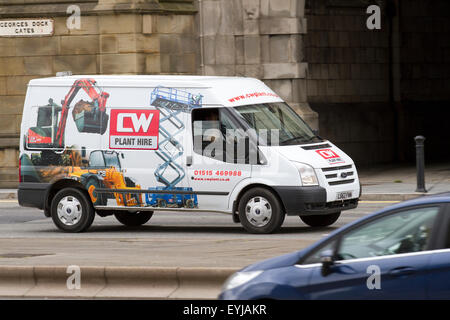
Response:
383,192,450,209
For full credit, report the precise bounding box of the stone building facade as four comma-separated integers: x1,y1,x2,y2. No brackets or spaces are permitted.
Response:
0,0,200,187
1,0,450,187
197,0,315,127
0,0,312,188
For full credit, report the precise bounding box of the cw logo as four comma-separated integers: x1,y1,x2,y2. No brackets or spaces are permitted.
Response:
316,149,339,159
117,113,155,133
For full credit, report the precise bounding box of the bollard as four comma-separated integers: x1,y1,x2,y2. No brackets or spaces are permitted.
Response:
414,136,427,193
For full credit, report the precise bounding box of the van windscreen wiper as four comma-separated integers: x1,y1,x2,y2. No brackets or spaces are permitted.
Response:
281,136,308,145
282,134,321,145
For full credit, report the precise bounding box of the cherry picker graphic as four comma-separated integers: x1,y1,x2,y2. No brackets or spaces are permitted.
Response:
146,87,202,208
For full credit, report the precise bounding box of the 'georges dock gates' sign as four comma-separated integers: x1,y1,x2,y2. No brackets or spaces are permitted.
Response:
0,19,54,37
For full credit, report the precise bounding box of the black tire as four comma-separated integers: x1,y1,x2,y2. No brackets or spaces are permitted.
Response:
50,187,95,232
85,177,106,206
114,211,153,226
300,212,341,227
238,188,285,234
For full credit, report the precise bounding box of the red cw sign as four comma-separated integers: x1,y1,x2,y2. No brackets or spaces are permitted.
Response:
316,149,345,165
109,109,160,150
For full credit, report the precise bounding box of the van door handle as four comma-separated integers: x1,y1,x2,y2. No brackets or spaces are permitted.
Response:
186,156,192,166
388,266,415,277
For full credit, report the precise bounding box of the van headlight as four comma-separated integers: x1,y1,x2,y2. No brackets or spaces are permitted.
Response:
293,162,319,186
222,271,263,291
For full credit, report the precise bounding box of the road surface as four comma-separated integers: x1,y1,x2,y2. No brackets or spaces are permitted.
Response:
0,200,395,268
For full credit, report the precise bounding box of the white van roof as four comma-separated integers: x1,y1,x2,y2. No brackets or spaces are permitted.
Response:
27,75,283,107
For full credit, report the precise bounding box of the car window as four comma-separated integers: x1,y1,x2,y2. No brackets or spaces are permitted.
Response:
302,240,338,265
336,206,439,260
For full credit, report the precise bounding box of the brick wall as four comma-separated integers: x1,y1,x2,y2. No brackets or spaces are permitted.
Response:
398,0,450,162
305,0,395,166
305,0,450,166
400,1,450,102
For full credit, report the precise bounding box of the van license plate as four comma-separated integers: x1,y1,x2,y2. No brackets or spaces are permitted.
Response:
336,191,352,200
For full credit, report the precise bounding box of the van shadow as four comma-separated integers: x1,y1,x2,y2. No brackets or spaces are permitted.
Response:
39,224,338,235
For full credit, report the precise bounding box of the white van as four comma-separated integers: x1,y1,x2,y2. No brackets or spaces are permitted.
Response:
18,75,360,233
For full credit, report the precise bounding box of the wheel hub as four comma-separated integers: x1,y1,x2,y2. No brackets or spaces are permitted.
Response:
57,196,82,226
245,196,272,227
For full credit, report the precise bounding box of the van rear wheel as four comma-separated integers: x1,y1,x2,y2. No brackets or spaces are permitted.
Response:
51,188,95,232
300,212,341,227
238,188,285,234
114,211,153,226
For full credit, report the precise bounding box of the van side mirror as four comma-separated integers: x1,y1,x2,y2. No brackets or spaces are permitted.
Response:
313,129,319,136
320,249,335,276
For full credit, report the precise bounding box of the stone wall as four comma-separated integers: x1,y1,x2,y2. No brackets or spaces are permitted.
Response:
198,0,317,127
0,0,198,187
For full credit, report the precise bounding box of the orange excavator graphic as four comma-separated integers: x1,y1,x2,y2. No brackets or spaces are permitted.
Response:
26,78,110,149
23,78,142,207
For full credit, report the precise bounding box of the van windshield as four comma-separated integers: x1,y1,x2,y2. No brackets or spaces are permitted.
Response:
234,102,322,146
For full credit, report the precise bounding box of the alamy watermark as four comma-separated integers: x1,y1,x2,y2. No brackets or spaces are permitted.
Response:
66,265,81,290
366,5,381,30
66,5,81,30
366,265,381,290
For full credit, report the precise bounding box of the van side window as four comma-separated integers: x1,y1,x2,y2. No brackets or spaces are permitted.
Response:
192,108,254,164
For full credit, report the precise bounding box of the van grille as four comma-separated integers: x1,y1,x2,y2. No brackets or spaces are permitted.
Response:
321,165,355,186
329,179,355,186
322,165,352,172
301,143,331,150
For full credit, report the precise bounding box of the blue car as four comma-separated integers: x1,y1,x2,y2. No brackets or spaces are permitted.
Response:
219,194,450,299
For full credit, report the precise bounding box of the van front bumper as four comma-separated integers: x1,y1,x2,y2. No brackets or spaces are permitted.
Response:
273,186,359,216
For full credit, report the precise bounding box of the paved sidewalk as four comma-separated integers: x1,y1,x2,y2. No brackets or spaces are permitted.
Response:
3,163,450,201
0,189,16,200
359,163,450,200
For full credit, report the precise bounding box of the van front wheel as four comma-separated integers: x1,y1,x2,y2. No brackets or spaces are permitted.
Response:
114,211,153,226
300,212,341,227
238,188,285,234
